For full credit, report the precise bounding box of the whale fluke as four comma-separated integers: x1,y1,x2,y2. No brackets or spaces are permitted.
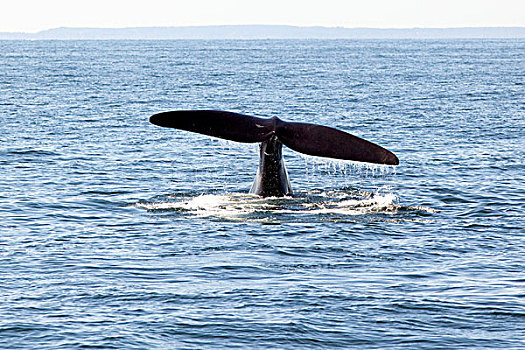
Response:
149,110,398,165
150,110,398,197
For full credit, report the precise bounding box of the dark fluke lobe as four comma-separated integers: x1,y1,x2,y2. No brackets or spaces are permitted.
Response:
150,110,274,144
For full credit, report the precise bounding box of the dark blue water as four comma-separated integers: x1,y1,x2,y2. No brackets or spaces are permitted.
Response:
1,40,524,349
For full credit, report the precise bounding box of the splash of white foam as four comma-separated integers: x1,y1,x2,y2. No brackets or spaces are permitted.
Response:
338,192,398,208
298,192,398,215
135,188,436,221
137,193,270,218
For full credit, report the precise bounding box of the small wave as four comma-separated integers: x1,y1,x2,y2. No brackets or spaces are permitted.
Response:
6,149,58,156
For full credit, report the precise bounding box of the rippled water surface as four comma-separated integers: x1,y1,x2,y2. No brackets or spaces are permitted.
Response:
1,40,524,349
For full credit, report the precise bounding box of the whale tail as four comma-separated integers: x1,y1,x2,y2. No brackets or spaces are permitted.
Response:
149,110,399,165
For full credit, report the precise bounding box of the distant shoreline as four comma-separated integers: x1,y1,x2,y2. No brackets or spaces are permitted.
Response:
1,25,525,40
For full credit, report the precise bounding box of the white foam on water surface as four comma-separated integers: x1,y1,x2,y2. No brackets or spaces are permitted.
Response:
133,187,436,222
136,193,271,218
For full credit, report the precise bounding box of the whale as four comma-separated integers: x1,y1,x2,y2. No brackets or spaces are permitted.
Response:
149,110,398,197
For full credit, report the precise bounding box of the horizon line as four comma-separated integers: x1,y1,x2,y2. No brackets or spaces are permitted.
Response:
2,25,524,40
4,24,525,34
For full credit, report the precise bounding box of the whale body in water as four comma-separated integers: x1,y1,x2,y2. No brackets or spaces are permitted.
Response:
149,110,398,197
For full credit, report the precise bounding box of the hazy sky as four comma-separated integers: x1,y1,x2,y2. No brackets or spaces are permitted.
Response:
2,0,525,32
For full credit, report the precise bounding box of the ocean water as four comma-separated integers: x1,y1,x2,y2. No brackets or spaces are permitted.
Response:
1,39,524,349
